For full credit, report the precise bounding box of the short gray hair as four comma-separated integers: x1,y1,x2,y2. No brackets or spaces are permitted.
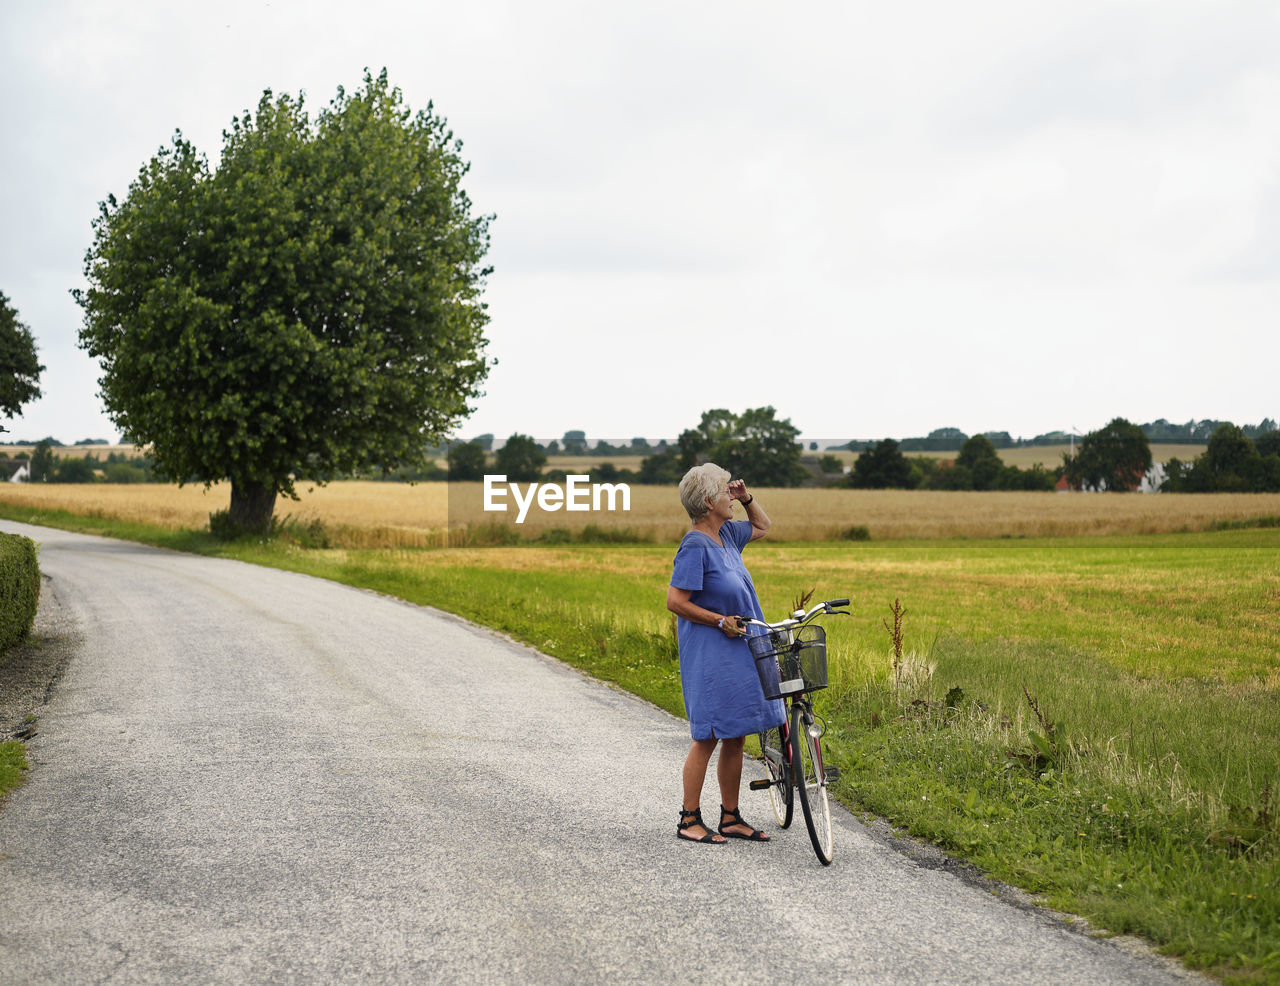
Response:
679,462,730,521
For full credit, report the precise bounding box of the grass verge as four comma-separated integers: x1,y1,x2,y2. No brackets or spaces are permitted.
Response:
3,505,1277,983
0,740,29,798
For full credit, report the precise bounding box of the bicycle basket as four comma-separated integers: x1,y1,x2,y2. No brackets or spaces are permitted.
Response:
748,625,828,699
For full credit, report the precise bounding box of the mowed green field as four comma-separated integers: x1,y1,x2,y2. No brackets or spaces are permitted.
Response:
1,498,1276,982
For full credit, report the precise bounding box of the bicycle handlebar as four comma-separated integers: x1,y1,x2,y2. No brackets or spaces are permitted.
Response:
743,598,849,631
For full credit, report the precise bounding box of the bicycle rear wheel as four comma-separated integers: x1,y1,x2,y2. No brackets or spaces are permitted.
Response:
758,726,793,827
790,704,834,865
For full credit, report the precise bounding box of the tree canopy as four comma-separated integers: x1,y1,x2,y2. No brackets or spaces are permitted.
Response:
560,430,588,454
850,439,914,489
75,70,492,532
0,291,44,428
28,440,55,482
1061,418,1152,491
1255,430,1280,458
956,434,1003,491
494,433,546,482
674,406,807,487
1161,424,1280,492
447,441,487,481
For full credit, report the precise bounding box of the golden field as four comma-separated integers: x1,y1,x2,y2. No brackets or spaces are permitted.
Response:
0,443,142,461
2,479,1278,546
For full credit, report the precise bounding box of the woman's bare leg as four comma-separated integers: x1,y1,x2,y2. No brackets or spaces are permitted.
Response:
717,736,765,838
681,738,725,841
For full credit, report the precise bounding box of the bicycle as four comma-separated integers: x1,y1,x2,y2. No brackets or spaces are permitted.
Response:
744,598,848,865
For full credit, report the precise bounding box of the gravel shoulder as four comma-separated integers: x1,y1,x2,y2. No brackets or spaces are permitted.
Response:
0,572,78,743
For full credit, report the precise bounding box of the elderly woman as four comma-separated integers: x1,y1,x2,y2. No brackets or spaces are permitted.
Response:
666,462,784,844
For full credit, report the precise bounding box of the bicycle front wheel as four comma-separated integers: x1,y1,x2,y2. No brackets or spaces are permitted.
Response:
790,704,834,865
758,726,793,828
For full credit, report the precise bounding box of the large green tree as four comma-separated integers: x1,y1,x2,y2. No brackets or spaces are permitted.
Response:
1062,418,1152,491
850,438,914,489
29,440,55,482
446,441,487,481
75,70,492,533
676,406,807,487
0,291,44,429
637,445,682,485
1162,424,1280,492
493,433,546,483
1255,430,1280,458
956,434,1002,491
1202,423,1260,489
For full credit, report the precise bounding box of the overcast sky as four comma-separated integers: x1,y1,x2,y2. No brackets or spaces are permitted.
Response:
2,0,1278,447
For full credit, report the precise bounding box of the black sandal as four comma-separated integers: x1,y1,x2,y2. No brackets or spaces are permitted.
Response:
677,808,725,844
718,805,770,841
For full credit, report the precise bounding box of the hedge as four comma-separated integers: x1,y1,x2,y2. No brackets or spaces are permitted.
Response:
0,533,39,652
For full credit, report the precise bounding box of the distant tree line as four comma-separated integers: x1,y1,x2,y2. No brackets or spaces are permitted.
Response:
834,417,1279,452
17,415,1279,493
6,437,117,448
846,435,1057,491
13,440,158,483
449,414,1279,462
447,409,1053,491
447,407,808,487
1053,418,1280,492
1162,426,1280,492
1143,417,1277,444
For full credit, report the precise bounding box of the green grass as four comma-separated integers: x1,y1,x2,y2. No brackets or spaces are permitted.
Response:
0,740,29,798
3,504,1278,983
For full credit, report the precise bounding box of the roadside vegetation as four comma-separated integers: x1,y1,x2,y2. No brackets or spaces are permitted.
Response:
0,495,1276,982
0,532,39,651
0,531,40,800
0,740,29,798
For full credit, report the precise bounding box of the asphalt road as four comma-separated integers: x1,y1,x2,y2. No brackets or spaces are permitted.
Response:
0,521,1206,985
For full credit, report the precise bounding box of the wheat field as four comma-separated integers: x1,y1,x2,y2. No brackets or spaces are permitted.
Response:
2,479,1278,546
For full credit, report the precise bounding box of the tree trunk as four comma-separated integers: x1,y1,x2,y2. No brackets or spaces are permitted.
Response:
228,480,277,536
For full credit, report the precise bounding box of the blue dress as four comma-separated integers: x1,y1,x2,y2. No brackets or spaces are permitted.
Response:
670,520,786,740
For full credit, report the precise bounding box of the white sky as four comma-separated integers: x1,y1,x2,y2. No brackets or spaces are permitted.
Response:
2,0,1278,447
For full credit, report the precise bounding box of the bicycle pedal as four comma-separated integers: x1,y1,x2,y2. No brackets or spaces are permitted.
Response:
748,779,772,791
824,766,841,782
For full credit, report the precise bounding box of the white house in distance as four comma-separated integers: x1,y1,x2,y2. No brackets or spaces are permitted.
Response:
1058,461,1170,492
1,461,30,483
1139,463,1167,493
